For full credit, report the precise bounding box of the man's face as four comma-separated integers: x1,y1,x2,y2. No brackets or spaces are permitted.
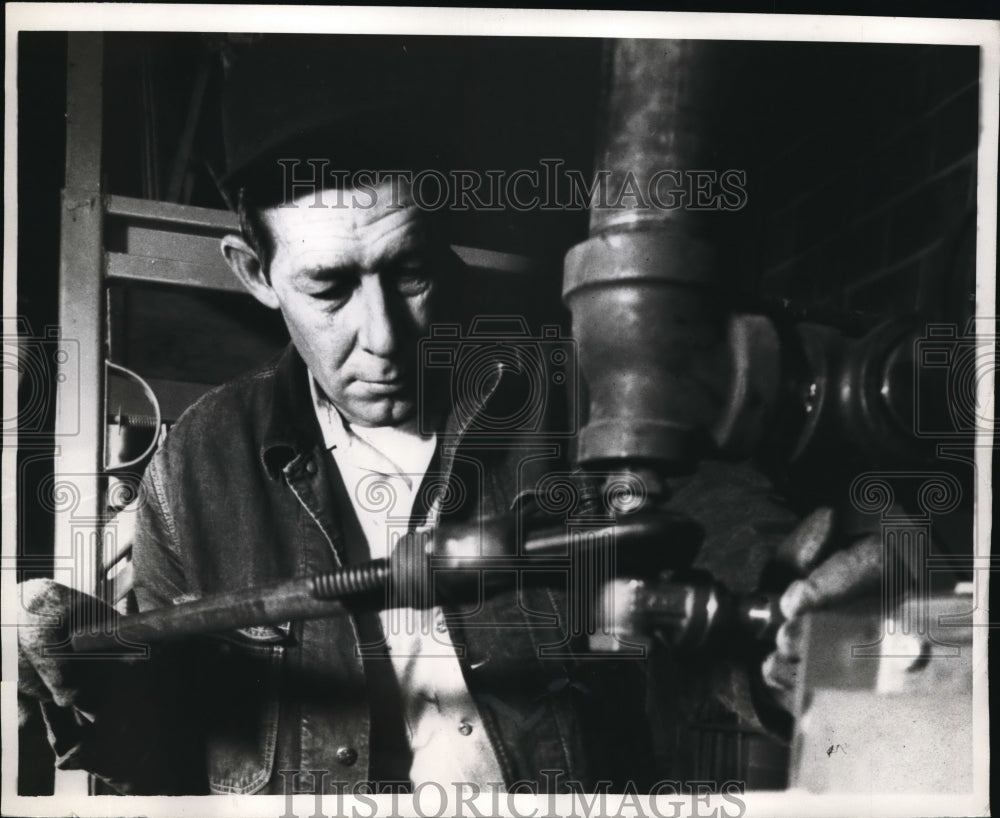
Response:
260,180,442,428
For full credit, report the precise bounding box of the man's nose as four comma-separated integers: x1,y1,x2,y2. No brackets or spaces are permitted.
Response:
356,275,400,358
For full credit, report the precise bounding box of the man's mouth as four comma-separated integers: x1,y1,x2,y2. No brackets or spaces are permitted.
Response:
358,374,408,394
363,373,404,384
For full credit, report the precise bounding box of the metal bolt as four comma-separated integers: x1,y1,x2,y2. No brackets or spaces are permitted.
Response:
336,745,358,766
458,720,473,736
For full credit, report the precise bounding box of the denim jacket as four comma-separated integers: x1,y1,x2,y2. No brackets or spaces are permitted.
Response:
129,344,683,795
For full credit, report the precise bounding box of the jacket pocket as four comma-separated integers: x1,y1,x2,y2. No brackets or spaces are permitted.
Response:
204,629,286,795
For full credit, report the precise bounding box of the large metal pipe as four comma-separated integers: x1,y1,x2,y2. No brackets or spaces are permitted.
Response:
588,39,726,236
564,40,731,474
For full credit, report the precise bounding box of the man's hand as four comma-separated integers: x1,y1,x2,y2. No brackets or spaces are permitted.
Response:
18,578,129,709
17,578,185,793
18,579,139,774
760,509,884,714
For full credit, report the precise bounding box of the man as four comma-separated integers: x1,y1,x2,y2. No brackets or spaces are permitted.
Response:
18,36,883,796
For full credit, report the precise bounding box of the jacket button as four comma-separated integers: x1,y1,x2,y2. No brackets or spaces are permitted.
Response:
458,720,473,736
304,460,317,475
336,746,358,766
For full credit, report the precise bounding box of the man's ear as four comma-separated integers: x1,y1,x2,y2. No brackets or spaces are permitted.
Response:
220,234,280,309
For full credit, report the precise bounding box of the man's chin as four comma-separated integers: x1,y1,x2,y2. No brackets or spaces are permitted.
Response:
346,396,418,429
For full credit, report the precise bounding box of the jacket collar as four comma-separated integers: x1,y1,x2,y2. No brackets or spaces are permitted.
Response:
261,344,325,479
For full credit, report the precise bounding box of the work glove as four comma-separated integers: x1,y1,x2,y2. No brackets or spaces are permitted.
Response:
760,509,884,715
17,578,194,794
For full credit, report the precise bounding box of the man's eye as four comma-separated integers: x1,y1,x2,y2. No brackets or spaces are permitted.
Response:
313,279,356,304
392,264,432,296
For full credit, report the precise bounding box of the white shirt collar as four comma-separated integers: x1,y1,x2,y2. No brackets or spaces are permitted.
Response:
308,375,437,490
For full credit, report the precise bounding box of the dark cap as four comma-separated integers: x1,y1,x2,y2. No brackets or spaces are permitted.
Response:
219,34,456,208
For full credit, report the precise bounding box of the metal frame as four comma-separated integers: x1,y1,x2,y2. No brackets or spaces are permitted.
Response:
105,194,539,293
55,33,104,599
